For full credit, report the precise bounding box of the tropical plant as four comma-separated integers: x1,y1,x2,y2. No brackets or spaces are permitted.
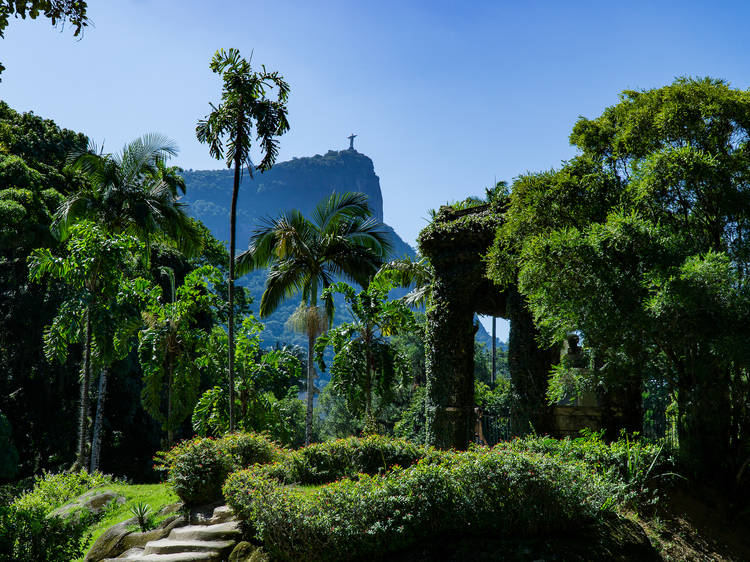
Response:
236,191,392,444
315,279,415,432
138,266,221,444
52,133,202,469
54,133,201,256
375,255,434,307
192,318,305,445
28,222,144,469
196,47,290,433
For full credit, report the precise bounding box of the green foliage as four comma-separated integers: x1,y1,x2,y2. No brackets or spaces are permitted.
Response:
138,265,221,440
223,436,614,561
315,279,415,431
0,411,18,481
192,317,305,445
29,222,146,365
487,77,750,485
262,434,426,486
154,432,282,506
57,133,202,257
128,501,153,532
11,469,113,514
499,431,674,503
0,505,89,562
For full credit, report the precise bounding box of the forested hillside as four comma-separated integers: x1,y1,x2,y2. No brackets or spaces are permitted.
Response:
180,149,501,351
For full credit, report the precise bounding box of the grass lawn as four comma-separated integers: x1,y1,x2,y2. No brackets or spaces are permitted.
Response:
75,482,178,561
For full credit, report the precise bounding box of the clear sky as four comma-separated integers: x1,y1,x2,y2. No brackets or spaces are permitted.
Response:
3,0,750,340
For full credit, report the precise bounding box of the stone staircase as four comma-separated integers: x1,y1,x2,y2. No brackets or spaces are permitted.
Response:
104,505,241,562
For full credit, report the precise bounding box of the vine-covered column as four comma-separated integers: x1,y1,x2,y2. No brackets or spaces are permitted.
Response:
424,276,476,449
507,286,556,436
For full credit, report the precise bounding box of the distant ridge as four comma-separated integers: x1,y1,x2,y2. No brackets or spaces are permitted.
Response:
180,149,500,354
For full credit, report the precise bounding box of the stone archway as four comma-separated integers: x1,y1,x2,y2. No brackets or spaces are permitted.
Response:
418,204,558,450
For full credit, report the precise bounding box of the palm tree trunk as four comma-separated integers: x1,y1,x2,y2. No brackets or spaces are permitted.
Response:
76,305,93,469
306,331,315,445
228,134,242,434
167,358,174,445
89,366,108,472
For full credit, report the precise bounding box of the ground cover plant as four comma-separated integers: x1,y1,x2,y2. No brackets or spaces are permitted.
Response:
220,434,658,561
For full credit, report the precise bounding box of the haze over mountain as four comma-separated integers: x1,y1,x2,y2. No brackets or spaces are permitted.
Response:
180,148,502,357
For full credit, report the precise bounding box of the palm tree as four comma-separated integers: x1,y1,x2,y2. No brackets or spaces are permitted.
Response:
196,48,290,432
236,191,391,445
54,133,201,255
52,133,200,471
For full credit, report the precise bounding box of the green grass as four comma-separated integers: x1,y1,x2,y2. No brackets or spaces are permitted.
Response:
74,482,178,562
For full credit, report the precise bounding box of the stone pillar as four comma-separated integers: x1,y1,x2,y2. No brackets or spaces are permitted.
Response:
507,286,556,436
424,277,477,450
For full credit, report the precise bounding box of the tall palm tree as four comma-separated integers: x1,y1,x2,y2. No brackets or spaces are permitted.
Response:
52,133,200,471
236,192,392,445
196,48,290,432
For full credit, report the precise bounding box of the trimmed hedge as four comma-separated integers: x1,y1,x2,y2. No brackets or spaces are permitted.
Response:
264,434,427,485
223,440,615,561
155,432,283,505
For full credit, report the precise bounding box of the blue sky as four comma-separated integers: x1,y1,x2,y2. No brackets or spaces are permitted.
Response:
3,0,749,340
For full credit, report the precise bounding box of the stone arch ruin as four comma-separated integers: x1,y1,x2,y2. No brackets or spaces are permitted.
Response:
418,203,639,450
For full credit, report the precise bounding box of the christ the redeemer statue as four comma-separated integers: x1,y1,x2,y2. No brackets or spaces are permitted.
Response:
348,133,357,150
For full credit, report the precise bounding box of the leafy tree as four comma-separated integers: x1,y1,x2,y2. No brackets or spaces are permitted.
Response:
53,133,201,469
138,266,220,444
0,1,88,78
237,192,391,444
196,47,290,433
192,316,305,445
315,279,415,433
28,222,142,469
0,103,87,474
491,77,750,485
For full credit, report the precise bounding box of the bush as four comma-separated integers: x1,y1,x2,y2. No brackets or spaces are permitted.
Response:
265,434,427,485
155,432,282,505
224,444,614,561
498,430,674,502
0,505,89,562
11,469,113,513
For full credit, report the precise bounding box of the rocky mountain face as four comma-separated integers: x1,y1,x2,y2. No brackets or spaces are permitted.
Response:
180,148,498,358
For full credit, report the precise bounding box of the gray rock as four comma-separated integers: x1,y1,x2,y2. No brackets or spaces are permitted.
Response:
48,489,126,524
85,515,185,561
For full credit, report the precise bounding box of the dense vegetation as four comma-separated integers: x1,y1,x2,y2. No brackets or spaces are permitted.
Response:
2,69,749,560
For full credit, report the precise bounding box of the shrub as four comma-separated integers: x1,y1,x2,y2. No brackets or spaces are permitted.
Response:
0,505,89,562
223,445,614,561
11,469,113,514
155,432,282,505
497,430,674,502
266,434,427,485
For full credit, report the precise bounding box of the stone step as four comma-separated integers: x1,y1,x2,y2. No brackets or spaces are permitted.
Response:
144,538,235,555
208,505,234,524
168,521,241,542
103,551,220,561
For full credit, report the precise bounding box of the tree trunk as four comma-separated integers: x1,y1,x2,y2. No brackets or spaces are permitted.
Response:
305,331,315,445
167,358,174,445
75,305,93,469
228,149,241,434
677,363,732,484
364,341,374,434
89,366,108,472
